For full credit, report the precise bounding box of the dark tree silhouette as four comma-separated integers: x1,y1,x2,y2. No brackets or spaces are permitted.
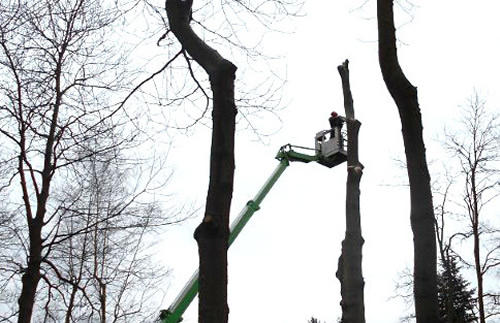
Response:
166,1,237,322
335,60,365,323
377,0,439,321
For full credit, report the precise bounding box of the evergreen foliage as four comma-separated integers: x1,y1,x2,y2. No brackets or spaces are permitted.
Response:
437,256,477,323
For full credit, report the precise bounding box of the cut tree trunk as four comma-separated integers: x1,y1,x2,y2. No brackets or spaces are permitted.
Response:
193,61,236,323
166,1,237,323
335,60,365,323
377,1,439,322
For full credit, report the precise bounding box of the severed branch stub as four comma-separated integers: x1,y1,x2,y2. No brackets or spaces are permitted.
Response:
335,59,366,323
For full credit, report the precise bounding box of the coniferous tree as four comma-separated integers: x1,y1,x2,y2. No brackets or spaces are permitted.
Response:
437,256,477,323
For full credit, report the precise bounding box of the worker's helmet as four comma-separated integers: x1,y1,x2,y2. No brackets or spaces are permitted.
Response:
330,111,338,118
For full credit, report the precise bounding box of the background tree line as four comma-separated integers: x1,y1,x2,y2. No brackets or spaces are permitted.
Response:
0,0,184,321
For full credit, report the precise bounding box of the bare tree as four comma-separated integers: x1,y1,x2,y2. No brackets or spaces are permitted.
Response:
165,1,236,322
434,176,462,323
442,93,500,322
39,139,176,323
433,176,477,323
162,1,302,322
377,0,439,321
0,1,178,321
335,60,365,323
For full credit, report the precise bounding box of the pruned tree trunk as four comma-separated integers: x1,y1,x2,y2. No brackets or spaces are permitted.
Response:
193,64,236,323
335,60,365,323
166,1,237,323
377,1,439,322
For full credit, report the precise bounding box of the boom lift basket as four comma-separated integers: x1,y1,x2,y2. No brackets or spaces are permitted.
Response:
315,127,347,168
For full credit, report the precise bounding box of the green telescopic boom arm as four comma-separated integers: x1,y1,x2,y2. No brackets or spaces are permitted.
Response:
159,146,316,323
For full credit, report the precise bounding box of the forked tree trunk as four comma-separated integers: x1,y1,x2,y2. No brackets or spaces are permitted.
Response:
166,1,237,323
18,60,61,323
335,60,365,323
377,1,439,321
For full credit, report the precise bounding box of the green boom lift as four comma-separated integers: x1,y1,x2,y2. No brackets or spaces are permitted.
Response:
159,119,347,323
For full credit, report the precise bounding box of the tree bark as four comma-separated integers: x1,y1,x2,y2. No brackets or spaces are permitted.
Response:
335,60,365,323
166,1,237,323
17,222,42,323
471,172,485,323
377,1,439,322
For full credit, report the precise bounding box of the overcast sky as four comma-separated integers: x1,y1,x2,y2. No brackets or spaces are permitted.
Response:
159,1,500,322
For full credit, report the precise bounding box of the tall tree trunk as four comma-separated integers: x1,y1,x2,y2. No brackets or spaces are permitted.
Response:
17,223,42,323
18,56,61,323
18,172,53,323
471,172,485,323
377,1,439,322
166,1,237,323
335,60,365,323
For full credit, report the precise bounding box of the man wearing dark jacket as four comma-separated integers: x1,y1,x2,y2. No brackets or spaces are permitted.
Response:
328,111,343,138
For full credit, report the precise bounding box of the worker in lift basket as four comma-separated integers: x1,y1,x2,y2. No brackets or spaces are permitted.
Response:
328,111,343,139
